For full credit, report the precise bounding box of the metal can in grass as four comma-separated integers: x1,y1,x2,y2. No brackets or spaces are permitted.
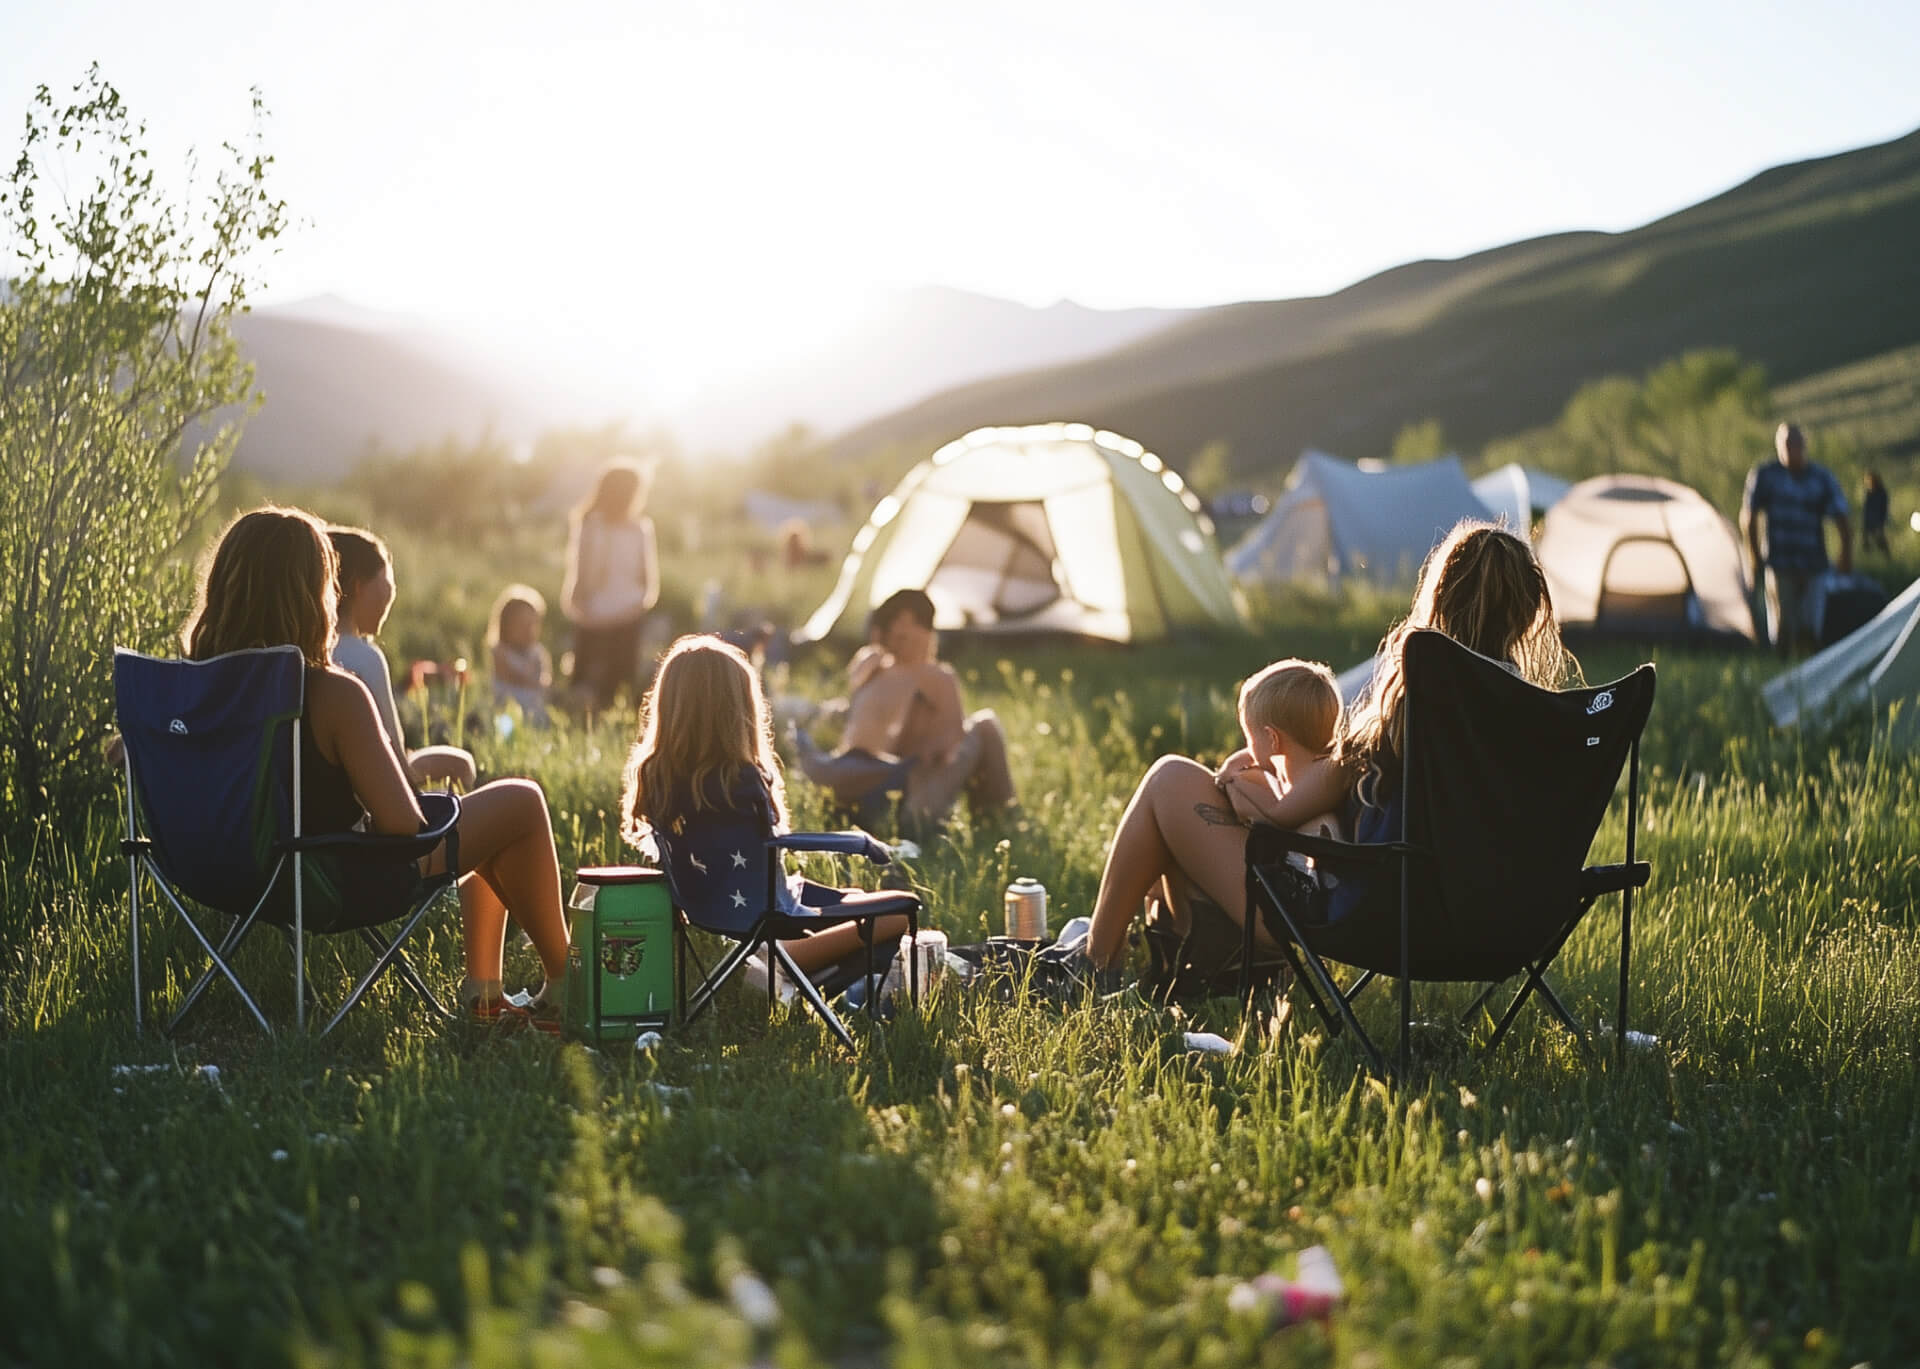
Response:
1003,877,1048,941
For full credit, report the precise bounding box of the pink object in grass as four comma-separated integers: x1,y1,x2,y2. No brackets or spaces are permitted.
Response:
1234,1246,1343,1330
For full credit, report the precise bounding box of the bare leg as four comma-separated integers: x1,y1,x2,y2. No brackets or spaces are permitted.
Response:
904,712,1016,822
425,779,569,983
1085,755,1269,970
779,900,913,975
962,712,1017,811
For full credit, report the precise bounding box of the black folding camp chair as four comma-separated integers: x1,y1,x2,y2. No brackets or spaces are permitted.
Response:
1243,630,1655,1078
116,646,461,1037
652,810,920,1052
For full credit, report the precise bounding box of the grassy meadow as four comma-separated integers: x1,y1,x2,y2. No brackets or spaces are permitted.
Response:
4,532,1920,1368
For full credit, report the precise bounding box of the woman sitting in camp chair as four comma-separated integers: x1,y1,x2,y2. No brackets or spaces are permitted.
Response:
1072,521,1579,984
184,506,575,1029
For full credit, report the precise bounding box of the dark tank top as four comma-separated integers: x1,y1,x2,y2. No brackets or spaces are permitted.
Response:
300,669,367,835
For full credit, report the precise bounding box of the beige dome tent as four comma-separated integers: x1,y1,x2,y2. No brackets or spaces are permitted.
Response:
1536,475,1755,641
798,423,1246,643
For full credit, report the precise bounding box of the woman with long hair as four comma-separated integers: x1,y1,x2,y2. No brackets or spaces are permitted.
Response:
561,458,659,710
186,506,572,1028
1078,521,1577,977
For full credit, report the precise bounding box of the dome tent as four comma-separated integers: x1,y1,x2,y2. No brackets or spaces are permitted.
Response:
1536,474,1755,641
1225,451,1494,586
798,423,1246,643
1471,463,1573,530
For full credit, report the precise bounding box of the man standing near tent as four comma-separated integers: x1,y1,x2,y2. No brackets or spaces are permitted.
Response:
1742,422,1851,656
794,589,1018,830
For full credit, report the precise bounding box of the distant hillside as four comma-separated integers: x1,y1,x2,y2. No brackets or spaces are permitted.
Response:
218,307,550,482
833,126,1920,482
671,285,1188,452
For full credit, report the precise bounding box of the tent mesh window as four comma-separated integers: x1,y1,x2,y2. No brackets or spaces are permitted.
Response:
926,501,1065,625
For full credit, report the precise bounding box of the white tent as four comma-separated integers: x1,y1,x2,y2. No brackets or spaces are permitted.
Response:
1763,575,1920,731
1226,451,1494,585
798,423,1246,643
1471,463,1573,530
1536,475,1756,641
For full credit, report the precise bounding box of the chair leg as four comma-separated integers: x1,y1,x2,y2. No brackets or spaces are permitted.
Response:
1459,979,1505,1025
163,887,272,1036
356,927,454,1021
1251,867,1387,1077
1344,969,1378,1006
318,896,441,1038
683,933,762,1025
771,940,857,1052
1530,974,1596,1062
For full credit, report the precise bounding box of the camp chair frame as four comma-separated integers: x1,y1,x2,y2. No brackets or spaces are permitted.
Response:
117,646,462,1039
1241,632,1654,1080
663,830,920,1053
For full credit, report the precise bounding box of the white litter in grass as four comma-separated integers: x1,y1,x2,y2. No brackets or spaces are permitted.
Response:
728,1272,779,1329
633,1031,663,1052
271,1149,289,1162
1183,1032,1236,1056
111,1064,170,1077
644,1082,691,1103
591,1266,624,1289
1668,1121,1688,1135
892,839,921,861
1626,1030,1661,1050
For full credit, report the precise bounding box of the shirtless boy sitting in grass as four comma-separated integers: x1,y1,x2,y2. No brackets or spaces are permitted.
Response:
794,589,1017,828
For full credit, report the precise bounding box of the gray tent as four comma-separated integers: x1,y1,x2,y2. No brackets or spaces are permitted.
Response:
1763,574,1920,734
1227,451,1494,585
1472,463,1572,530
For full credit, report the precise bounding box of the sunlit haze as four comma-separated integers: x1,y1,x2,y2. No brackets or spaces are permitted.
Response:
7,0,1918,417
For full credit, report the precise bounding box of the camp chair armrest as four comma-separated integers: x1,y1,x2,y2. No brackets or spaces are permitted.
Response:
1246,822,1413,870
1579,862,1652,899
282,792,461,859
771,831,894,865
769,894,920,934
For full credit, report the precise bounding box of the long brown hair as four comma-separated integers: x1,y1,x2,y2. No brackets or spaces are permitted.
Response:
1337,521,1576,792
576,458,651,525
622,635,785,842
185,506,338,667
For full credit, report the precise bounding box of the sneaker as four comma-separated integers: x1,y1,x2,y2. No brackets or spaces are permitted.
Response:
1035,941,1125,1001
469,992,563,1036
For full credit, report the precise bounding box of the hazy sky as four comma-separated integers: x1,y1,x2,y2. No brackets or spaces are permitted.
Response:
6,0,1918,404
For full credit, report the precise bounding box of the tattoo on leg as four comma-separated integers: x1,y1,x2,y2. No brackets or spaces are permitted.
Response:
1194,801,1240,828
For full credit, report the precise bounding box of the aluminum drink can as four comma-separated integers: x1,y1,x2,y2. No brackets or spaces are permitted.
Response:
1004,877,1048,941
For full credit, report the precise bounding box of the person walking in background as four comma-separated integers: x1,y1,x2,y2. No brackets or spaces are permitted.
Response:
1741,422,1851,657
329,527,477,790
561,458,659,711
1862,471,1891,555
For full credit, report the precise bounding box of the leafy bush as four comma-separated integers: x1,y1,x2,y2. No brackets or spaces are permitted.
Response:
0,68,284,821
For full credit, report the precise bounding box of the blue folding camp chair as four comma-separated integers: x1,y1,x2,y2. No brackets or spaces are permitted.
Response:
652,809,921,1052
116,645,462,1037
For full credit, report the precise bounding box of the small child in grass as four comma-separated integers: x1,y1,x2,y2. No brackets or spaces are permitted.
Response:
1214,658,1347,866
487,584,553,727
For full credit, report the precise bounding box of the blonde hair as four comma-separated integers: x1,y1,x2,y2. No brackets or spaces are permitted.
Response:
622,634,786,843
486,583,547,649
1337,521,1575,792
186,506,338,668
577,458,651,525
1239,658,1341,755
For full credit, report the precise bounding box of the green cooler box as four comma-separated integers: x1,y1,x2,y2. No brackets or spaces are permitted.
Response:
565,867,675,1045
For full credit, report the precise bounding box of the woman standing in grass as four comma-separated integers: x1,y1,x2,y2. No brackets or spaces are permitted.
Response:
1077,521,1577,979
188,506,573,1028
561,459,660,711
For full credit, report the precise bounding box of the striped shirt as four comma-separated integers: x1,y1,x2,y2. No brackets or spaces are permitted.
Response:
1743,461,1846,571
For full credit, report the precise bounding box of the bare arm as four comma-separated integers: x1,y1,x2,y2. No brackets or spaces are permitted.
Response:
310,671,426,837
638,516,660,612
560,518,592,625
846,644,891,696
1248,754,1351,830
1220,766,1289,825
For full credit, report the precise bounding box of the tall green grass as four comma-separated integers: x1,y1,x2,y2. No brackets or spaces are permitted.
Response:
3,629,1918,1366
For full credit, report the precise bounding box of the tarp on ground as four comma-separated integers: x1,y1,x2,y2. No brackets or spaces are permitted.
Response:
797,423,1247,643
1763,574,1920,732
1226,451,1494,585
